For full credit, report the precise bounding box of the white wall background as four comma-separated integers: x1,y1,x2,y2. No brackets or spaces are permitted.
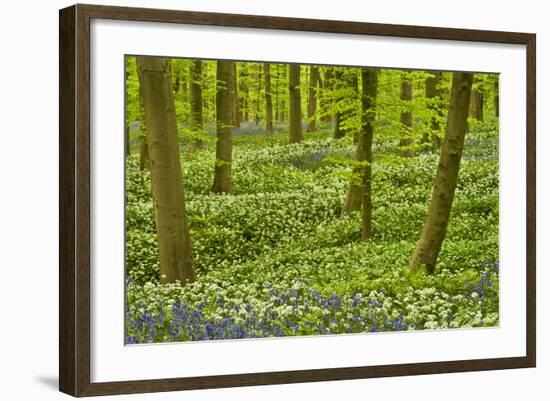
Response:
0,1,545,400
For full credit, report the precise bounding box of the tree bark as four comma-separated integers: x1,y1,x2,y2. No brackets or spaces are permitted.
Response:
360,69,379,240
264,63,273,135
424,71,443,146
307,65,319,132
136,56,196,285
254,64,262,125
399,73,414,157
239,64,249,122
494,78,499,118
333,68,345,139
469,87,484,121
341,69,378,225
172,62,180,94
212,61,234,194
410,72,473,275
288,64,303,143
189,60,204,149
278,64,287,121
178,64,189,109
274,64,280,123
231,62,240,129
322,67,335,125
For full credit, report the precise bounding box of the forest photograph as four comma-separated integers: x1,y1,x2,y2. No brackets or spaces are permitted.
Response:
124,55,500,344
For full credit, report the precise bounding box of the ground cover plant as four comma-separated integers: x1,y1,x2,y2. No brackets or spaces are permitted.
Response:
125,57,499,343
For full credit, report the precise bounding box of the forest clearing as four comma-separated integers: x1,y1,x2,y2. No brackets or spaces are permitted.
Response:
124,56,499,343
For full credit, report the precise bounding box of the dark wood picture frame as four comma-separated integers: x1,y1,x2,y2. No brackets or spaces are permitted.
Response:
59,3,536,397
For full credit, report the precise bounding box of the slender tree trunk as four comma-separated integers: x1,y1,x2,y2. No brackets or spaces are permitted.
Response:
240,64,249,122
410,72,473,275
494,78,499,117
274,64,280,123
469,86,484,121
307,65,319,132
254,64,262,125
316,72,324,122
333,68,345,139
399,74,414,157
264,63,273,135
288,64,303,143
212,61,234,194
136,56,196,285
279,65,287,122
172,62,180,94
231,62,240,129
179,65,189,110
189,60,204,149
360,69,379,240
322,67,335,124
341,69,378,223
424,71,443,146
349,72,360,143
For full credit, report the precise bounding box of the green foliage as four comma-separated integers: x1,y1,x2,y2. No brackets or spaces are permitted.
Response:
125,60,501,342
126,126,499,339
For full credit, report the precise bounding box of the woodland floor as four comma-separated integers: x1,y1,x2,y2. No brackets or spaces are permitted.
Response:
125,121,499,343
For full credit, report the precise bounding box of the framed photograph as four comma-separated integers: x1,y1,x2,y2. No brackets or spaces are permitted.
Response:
59,4,536,397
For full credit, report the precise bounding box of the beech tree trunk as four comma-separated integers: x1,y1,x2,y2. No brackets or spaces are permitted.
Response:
212,61,234,194
279,64,287,121
172,62,181,94
189,60,204,149
239,64,249,122
231,62,240,129
274,64,280,123
307,65,319,132
424,72,442,146
264,63,273,135
136,56,196,285
178,65,189,107
288,64,303,144
341,69,378,226
494,78,499,118
399,74,414,157
470,87,484,121
333,68,345,139
410,72,473,275
360,69,379,240
321,67,335,124
349,72,360,143
255,64,262,125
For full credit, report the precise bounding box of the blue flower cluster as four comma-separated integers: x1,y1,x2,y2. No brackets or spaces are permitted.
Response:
464,259,498,298
125,283,411,344
464,259,499,316
125,259,499,344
